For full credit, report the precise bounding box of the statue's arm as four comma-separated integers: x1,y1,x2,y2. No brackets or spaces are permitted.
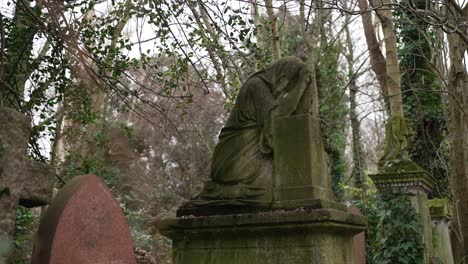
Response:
247,78,277,153
249,77,277,127
273,71,309,117
295,80,312,114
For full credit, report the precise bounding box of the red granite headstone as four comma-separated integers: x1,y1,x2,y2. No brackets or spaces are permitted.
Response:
32,174,136,264
347,204,366,264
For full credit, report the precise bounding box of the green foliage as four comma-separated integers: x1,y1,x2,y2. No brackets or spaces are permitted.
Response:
13,207,33,240
395,0,448,197
341,179,380,263
373,192,425,263
10,207,37,264
328,131,347,200
1,1,41,109
117,196,153,252
342,182,425,263
60,123,123,185
316,45,348,200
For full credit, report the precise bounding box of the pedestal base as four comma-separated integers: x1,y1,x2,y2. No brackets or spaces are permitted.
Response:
156,208,366,264
177,198,346,217
370,168,435,263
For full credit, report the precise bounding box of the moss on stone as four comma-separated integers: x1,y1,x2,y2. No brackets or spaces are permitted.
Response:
379,157,425,174
378,114,413,168
429,198,451,219
157,209,366,264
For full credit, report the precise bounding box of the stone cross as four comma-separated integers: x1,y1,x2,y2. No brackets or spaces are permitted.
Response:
32,174,136,264
0,106,55,262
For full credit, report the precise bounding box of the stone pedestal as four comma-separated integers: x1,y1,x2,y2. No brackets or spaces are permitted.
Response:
429,198,454,264
370,166,435,263
157,209,366,264
273,114,332,202
159,114,366,263
271,114,344,212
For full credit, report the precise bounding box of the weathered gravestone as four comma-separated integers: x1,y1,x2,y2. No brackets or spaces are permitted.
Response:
347,204,366,264
155,57,366,264
0,106,55,262
370,115,435,263
429,198,454,264
32,174,136,264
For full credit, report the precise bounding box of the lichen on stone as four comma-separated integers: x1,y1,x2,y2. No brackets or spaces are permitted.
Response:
378,114,411,166
378,114,424,174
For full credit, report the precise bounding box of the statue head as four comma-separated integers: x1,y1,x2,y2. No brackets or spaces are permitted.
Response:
261,57,310,98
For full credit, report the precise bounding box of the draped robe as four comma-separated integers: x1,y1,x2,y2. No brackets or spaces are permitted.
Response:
186,57,311,206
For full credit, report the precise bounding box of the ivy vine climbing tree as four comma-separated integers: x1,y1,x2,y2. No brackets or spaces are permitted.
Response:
396,0,448,197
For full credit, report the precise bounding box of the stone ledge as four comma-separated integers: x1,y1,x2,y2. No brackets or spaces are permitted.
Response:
177,198,346,217
274,185,334,201
157,208,367,238
369,170,436,194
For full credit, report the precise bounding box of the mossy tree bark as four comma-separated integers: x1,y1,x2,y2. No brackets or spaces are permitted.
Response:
370,0,403,115
358,0,410,167
446,3,468,261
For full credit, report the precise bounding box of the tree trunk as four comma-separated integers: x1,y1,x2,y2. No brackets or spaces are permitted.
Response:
265,0,281,60
188,2,229,100
447,4,468,260
344,16,366,188
199,2,241,99
251,0,264,50
76,3,132,159
371,0,403,115
357,0,389,107
299,0,319,116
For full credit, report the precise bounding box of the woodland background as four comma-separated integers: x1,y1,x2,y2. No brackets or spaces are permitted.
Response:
0,0,467,263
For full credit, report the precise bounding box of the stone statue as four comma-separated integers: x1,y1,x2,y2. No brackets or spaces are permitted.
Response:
378,114,410,166
377,114,423,173
185,57,311,207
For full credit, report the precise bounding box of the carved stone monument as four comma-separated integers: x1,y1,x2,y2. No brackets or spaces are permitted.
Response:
429,198,454,264
0,106,55,263
370,114,435,263
155,57,366,263
32,174,136,264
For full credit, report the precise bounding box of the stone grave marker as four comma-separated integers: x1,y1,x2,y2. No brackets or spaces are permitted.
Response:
429,198,454,264
347,204,366,264
32,174,136,264
0,106,55,262
157,58,367,264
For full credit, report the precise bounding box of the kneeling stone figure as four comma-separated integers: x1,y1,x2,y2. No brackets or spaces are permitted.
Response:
185,57,312,207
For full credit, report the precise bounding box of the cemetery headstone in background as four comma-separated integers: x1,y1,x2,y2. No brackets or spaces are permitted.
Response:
347,204,366,264
429,198,454,264
0,106,55,262
32,174,136,264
